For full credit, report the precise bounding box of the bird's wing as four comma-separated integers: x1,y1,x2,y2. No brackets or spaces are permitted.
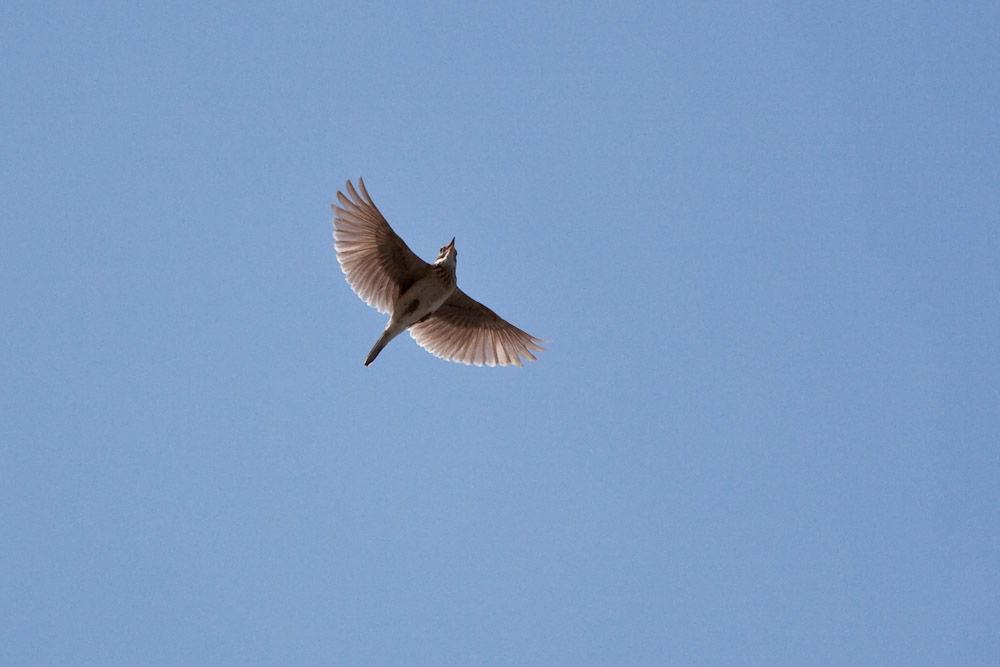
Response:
408,288,545,367
332,178,431,314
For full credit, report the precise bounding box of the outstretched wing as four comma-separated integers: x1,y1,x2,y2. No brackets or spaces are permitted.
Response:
332,178,430,314
408,288,545,367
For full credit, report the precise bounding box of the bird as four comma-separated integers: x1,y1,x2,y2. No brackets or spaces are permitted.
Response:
331,178,545,367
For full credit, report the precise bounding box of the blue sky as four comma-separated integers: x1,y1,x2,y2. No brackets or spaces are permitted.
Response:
2,1,998,664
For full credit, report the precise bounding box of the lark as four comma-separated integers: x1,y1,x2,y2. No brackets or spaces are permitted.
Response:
331,178,545,367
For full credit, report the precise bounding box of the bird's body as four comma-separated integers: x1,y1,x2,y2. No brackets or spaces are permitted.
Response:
364,252,457,365
331,178,544,367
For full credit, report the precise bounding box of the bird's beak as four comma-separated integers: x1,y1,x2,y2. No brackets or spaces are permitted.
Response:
447,237,455,250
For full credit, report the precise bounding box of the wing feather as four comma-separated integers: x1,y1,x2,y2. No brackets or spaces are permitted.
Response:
331,178,430,314
408,288,545,367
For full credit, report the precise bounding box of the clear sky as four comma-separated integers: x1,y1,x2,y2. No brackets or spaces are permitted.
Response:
2,1,998,665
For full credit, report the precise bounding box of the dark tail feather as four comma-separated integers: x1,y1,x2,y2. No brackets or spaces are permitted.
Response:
364,330,393,366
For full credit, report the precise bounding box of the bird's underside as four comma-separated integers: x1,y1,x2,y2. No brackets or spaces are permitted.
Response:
331,177,545,367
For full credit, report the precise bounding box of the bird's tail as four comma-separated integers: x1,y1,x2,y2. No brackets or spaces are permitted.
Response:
364,328,400,366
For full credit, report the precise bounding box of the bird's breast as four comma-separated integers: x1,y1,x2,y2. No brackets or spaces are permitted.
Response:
392,269,456,328
431,264,457,292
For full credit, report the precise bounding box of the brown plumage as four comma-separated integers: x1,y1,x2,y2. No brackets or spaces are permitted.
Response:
331,178,545,367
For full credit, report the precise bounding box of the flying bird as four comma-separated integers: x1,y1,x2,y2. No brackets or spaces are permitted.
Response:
331,178,545,367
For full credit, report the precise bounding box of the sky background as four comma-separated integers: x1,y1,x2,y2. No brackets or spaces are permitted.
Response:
2,1,998,665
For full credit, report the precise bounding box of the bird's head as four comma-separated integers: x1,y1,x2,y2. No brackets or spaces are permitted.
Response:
434,237,457,268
